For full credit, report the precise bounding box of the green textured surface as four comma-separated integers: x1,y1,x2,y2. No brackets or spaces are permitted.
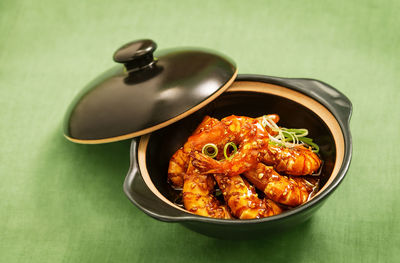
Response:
1,0,399,262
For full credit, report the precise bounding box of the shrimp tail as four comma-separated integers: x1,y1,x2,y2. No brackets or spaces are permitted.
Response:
190,151,225,174
167,148,187,188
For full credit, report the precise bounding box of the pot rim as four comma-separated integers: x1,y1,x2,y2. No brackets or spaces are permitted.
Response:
123,74,353,224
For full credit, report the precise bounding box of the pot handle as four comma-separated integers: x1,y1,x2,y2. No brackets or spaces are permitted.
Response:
123,138,192,222
288,78,352,124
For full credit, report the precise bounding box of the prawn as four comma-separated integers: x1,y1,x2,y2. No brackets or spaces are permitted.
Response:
262,144,322,176
213,173,282,219
243,163,319,206
169,114,278,186
190,115,271,176
168,116,220,188
182,160,232,219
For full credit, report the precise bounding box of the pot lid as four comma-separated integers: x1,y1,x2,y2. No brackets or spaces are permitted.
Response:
64,39,237,144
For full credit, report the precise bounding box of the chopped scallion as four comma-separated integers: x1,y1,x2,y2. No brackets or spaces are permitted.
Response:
224,142,238,160
262,115,320,153
202,143,218,158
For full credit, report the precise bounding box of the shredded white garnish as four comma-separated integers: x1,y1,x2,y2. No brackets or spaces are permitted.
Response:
262,115,314,150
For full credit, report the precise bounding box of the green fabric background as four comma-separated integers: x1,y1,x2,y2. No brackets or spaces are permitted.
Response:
1,0,399,262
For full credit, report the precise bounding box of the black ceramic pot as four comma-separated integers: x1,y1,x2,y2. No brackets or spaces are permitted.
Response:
123,74,352,239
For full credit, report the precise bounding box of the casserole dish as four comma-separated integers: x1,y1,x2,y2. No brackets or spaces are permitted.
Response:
64,40,352,239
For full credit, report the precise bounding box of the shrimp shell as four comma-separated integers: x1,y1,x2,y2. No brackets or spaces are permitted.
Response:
263,144,322,176
244,163,319,206
168,116,220,188
213,173,282,219
183,160,232,219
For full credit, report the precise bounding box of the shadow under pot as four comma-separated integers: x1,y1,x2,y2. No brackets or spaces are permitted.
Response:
124,75,352,239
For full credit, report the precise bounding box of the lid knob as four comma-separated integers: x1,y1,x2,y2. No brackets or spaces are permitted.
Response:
113,39,157,72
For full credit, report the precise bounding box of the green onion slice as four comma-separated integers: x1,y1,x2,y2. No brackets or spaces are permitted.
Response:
262,115,319,153
284,136,320,153
298,137,320,153
202,143,218,158
224,142,238,160
281,128,309,137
